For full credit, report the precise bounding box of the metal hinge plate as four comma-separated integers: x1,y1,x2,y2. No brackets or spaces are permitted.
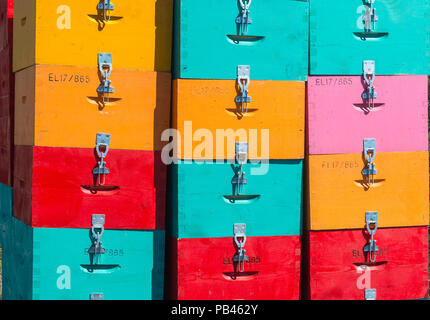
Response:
366,211,378,225
237,65,250,81
88,246,106,255
365,289,376,300
363,60,375,75
96,133,111,148
92,214,105,229
97,1,114,11
97,53,114,93
235,96,251,103
236,142,249,154
90,293,104,300
235,142,249,164
234,223,246,237
93,167,110,175
98,53,113,68
363,138,376,160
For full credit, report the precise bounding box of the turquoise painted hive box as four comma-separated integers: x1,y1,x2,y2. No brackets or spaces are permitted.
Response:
0,215,165,300
173,0,309,81
168,160,303,239
310,0,430,75
0,183,12,247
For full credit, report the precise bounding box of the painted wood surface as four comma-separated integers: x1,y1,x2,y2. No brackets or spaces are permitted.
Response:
14,146,166,230
168,235,301,300
307,76,429,155
307,151,429,230
15,65,171,151
307,227,429,300
0,109,11,186
310,0,430,75
173,0,308,81
169,160,303,239
13,0,173,72
1,216,165,300
0,45,13,186
0,182,12,246
0,45,12,98
0,0,13,50
0,1,7,50
173,79,305,160
1,212,33,300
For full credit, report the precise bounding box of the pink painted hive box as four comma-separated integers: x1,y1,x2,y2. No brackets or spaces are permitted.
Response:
307,76,428,155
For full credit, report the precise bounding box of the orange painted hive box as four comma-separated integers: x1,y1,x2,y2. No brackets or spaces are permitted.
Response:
15,65,171,151
172,79,305,160
307,151,429,230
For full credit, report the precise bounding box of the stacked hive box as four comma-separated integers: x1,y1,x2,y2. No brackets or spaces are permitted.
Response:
1,0,173,300
0,0,13,186
0,0,13,299
167,0,308,300
305,0,430,300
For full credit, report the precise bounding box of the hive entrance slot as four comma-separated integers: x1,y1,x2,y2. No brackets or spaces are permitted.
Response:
223,194,260,204
353,178,385,190
353,32,389,40
353,103,385,114
86,96,122,111
222,271,259,281
80,185,120,195
353,261,388,269
87,14,123,31
80,264,120,274
227,35,265,44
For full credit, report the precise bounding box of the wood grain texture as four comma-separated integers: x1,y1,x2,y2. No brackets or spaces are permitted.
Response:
14,65,34,146
173,79,305,160
0,115,11,185
307,76,429,155
0,45,12,98
0,45,13,186
14,146,166,230
308,151,429,230
169,235,301,300
0,0,13,51
0,182,12,246
13,0,173,72
15,65,171,151
307,227,429,300
12,0,34,72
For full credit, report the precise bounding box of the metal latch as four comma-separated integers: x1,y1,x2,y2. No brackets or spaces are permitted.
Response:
89,214,106,265
362,0,378,32
235,65,251,113
361,139,377,186
233,223,249,272
97,53,114,104
97,0,114,22
90,293,104,300
365,289,377,300
93,133,111,186
231,142,249,195
362,61,377,110
236,0,252,35
364,211,379,263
